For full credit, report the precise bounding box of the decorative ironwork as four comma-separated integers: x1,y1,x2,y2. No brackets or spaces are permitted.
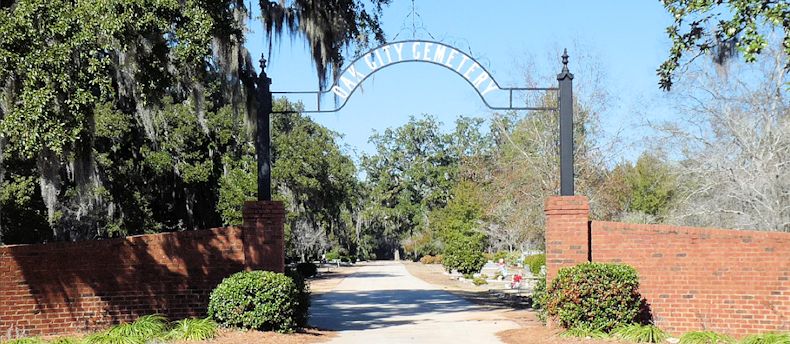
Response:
557,48,575,196
270,40,559,113
255,40,576,199
256,57,273,201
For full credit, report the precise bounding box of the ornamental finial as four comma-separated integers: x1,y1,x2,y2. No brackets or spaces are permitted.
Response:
561,49,569,72
259,55,267,73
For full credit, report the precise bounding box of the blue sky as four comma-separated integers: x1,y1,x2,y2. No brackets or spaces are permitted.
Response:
245,1,678,162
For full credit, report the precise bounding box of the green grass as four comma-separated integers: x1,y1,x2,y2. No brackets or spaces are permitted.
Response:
48,338,83,344
3,339,48,344
611,324,668,343
165,318,219,341
679,331,735,344
560,326,609,339
3,315,223,344
739,333,790,344
84,314,168,344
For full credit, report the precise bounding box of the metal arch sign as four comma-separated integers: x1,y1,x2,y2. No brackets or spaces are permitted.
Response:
256,41,577,201
271,40,558,113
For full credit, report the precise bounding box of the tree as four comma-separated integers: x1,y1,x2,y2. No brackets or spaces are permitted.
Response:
658,0,789,90
0,0,388,244
429,181,487,274
652,46,789,231
359,115,493,259
217,99,359,262
624,153,676,219
260,0,389,88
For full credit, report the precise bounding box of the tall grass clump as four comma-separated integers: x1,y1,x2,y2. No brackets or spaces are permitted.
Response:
84,314,167,344
679,331,735,344
611,324,668,343
165,318,219,341
739,333,790,344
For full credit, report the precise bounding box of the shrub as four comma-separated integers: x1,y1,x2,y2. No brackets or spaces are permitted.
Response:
208,270,302,332
546,262,643,331
165,318,219,341
531,271,548,322
284,268,311,327
483,252,494,262
739,333,790,344
419,255,434,264
442,233,486,275
420,255,443,264
472,276,487,286
325,247,347,262
679,331,735,344
523,254,545,275
611,324,668,343
296,262,318,278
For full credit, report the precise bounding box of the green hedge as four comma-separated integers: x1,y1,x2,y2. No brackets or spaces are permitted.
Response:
295,262,318,278
547,262,643,331
207,271,303,332
523,254,545,275
442,233,486,275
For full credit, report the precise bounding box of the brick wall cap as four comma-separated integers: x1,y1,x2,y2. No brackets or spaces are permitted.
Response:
544,195,590,213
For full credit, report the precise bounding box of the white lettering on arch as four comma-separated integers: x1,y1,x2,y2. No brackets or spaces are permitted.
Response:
331,85,349,99
329,41,507,101
433,45,447,63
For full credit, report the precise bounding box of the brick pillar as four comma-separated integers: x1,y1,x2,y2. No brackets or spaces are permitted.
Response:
242,201,285,273
545,195,590,282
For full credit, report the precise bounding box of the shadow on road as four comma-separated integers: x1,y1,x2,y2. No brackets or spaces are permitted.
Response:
310,289,505,331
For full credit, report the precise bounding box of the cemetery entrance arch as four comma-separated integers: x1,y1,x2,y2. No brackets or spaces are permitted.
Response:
244,40,576,272
256,40,576,198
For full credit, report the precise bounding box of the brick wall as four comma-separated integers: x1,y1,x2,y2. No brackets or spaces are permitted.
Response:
544,196,590,282
545,196,790,337
0,201,285,339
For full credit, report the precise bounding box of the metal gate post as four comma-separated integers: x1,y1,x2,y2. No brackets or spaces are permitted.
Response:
557,49,574,196
257,56,273,201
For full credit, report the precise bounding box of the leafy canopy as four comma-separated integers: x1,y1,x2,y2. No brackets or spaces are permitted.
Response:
658,0,789,90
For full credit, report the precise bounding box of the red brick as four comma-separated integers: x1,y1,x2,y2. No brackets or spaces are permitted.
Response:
545,196,790,338
0,202,286,338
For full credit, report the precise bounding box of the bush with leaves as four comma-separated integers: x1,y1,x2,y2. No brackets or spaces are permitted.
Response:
296,262,318,278
546,263,643,331
442,232,486,275
284,268,312,327
419,255,435,264
472,276,488,286
208,271,302,332
523,254,545,275
531,270,548,322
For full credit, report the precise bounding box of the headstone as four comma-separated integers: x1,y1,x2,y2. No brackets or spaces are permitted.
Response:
480,262,500,277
